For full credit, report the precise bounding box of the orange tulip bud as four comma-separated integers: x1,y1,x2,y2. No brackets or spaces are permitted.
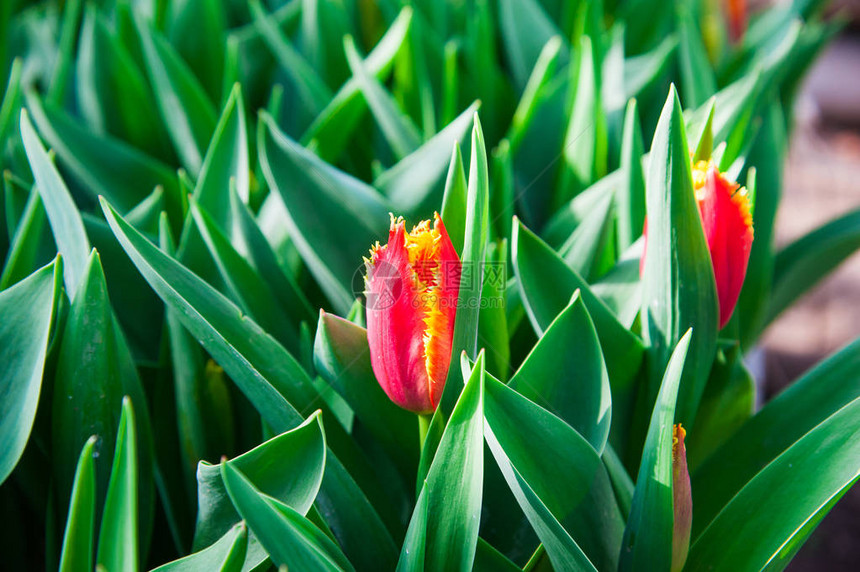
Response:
672,424,692,572
364,214,460,414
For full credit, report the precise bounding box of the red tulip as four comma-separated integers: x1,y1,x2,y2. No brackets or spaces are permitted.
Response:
364,214,460,414
641,161,754,329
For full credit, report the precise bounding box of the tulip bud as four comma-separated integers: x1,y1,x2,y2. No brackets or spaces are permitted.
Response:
364,213,460,414
641,160,754,329
693,160,754,328
672,424,692,572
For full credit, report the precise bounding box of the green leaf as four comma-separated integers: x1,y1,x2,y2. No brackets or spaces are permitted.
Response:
135,14,217,175
474,538,522,572
512,218,643,450
623,35,678,103
509,291,611,453
616,99,646,252
51,250,155,551
194,412,326,549
101,200,398,571
313,312,418,484
498,0,567,91
164,0,226,102
478,240,510,381
767,206,860,325
59,436,97,572
0,258,59,485
153,523,247,572
0,186,55,290
619,330,692,572
25,91,179,215
398,352,485,571
75,5,170,160
562,35,608,195
20,109,90,294
302,7,413,162
344,35,421,160
440,142,467,255
484,369,620,571
686,395,860,571
193,84,249,224
258,112,390,315
221,461,354,572
640,87,717,428
506,35,563,154
248,0,332,119
97,397,139,572
676,4,717,108
437,113,489,414
556,191,615,281
375,102,478,219
190,199,300,352
692,336,860,536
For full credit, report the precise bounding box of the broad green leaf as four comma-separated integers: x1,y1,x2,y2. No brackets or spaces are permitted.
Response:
439,142,467,255
556,191,615,281
489,140,515,244
102,200,398,570
738,103,786,347
474,538,522,572
398,352,485,571
509,291,611,453
313,312,418,484
194,413,326,549
344,35,421,160
75,5,170,160
767,206,860,325
686,395,860,572
616,100,646,252
248,0,332,119
506,35,563,154
619,330,692,571
445,114,489,407
97,398,139,572
478,240,510,380
59,436,97,572
484,370,619,571
512,218,643,448
676,4,716,108
498,0,567,90
135,14,217,175
640,87,717,428
51,251,155,551
258,112,389,315
692,336,860,535
686,342,754,471
623,35,678,103
375,102,478,218
193,84,249,222
0,258,59,485
591,242,643,329
165,0,226,102
20,109,90,294
25,92,178,215
47,0,82,105
0,186,55,290
221,462,354,572
302,7,413,161
191,200,300,352
153,523,247,572
562,35,607,195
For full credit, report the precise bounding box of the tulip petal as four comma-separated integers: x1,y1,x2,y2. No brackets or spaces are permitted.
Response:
698,166,753,328
365,221,434,413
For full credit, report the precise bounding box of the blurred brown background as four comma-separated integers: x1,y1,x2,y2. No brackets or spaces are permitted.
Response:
759,1,860,568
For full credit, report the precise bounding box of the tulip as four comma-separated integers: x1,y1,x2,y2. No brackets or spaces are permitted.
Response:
364,213,460,414
672,424,692,572
641,160,754,329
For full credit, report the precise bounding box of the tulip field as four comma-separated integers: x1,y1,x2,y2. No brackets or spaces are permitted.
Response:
2,0,860,570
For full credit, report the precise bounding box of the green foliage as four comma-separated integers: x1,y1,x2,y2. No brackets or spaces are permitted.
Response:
0,1,854,571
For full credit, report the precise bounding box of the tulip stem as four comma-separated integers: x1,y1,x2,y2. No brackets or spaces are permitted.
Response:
417,413,432,451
